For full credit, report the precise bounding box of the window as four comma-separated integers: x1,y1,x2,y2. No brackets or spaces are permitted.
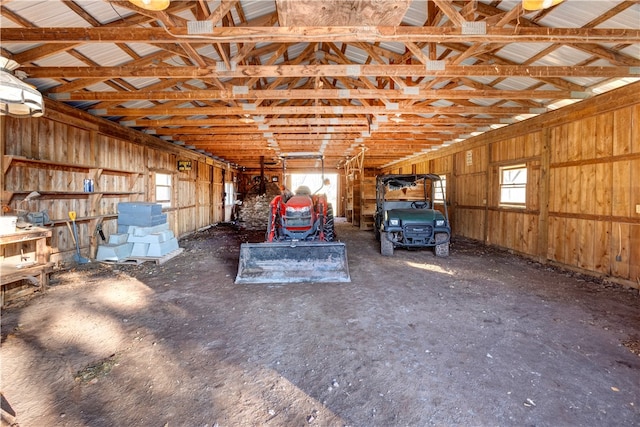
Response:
155,173,172,208
499,165,527,207
434,175,446,203
224,182,235,206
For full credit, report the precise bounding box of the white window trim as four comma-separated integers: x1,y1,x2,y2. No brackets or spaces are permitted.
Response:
155,172,173,208
434,174,446,204
499,164,527,208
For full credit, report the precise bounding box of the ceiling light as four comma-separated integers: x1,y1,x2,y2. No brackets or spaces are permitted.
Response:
390,113,405,123
128,0,170,11
522,0,563,11
0,56,44,118
238,114,254,124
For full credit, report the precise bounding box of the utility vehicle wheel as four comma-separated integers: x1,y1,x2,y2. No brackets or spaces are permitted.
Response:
374,226,380,241
323,204,335,241
435,233,449,257
381,232,394,256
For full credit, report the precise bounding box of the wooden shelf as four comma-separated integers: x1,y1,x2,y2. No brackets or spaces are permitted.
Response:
2,191,144,205
48,213,118,225
3,155,139,175
3,155,144,262
0,227,52,246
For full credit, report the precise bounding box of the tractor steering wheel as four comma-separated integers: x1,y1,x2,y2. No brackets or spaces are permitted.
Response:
411,201,428,209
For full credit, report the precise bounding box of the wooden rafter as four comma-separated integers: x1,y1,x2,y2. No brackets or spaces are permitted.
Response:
3,27,639,44
24,64,638,79
1,0,636,170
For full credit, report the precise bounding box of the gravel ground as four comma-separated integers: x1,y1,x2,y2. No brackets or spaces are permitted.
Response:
1,221,639,426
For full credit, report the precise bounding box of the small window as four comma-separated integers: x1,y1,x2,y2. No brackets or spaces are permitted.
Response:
155,173,172,208
500,165,527,207
224,182,235,206
434,175,446,203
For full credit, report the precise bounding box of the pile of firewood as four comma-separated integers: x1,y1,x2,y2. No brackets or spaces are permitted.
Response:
238,182,282,230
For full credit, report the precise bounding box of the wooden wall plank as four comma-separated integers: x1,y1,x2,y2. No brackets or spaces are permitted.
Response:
632,105,640,154
525,131,542,158
567,121,582,161
547,216,558,262
9,119,27,158
632,158,640,220
613,108,632,156
578,219,595,271
611,222,630,279
594,163,612,217
593,221,611,274
565,165,579,214
548,167,558,213
611,160,631,217
550,125,567,164
459,208,485,241
428,155,451,174
582,116,597,160
630,224,640,282
595,111,614,157
527,161,541,211
37,119,55,160
564,217,579,267
526,213,538,255
579,164,595,214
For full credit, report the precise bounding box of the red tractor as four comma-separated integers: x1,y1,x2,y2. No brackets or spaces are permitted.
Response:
266,185,335,243
236,154,349,284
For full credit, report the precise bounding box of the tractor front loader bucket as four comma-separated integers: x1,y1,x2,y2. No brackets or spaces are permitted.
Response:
235,241,351,284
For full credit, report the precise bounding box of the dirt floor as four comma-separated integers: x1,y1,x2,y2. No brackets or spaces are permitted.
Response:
1,220,639,427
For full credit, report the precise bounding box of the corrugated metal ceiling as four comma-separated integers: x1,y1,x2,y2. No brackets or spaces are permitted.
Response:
0,0,638,170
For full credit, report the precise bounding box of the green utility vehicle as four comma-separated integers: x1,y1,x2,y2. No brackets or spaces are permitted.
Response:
374,174,451,257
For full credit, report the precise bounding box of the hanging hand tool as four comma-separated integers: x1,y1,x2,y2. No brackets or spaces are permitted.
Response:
68,211,89,264
94,223,106,241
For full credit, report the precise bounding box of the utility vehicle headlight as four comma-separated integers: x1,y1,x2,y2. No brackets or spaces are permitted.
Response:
436,220,445,227
389,218,399,226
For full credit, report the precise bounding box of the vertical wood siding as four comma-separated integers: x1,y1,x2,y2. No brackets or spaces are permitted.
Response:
380,83,640,287
2,105,228,263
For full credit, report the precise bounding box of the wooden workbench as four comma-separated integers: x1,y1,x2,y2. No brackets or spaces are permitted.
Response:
0,227,53,306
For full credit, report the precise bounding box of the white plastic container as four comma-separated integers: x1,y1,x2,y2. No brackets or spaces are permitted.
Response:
0,216,17,235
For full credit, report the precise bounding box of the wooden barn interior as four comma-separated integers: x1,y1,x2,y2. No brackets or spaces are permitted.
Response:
1,0,639,302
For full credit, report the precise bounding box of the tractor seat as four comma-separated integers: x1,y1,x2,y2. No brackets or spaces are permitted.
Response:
295,185,312,195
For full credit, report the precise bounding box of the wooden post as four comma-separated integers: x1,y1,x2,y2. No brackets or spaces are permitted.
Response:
537,127,551,262
259,156,266,195
221,168,226,222
484,145,491,244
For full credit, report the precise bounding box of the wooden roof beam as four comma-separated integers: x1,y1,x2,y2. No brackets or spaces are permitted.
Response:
432,0,467,27
55,88,578,102
29,64,637,79
89,105,544,117
4,27,638,44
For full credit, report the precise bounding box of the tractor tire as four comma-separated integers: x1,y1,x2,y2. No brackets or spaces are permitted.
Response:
323,204,335,242
381,232,394,256
435,233,450,257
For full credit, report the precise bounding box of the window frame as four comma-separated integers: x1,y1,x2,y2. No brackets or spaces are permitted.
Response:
434,174,447,204
499,164,527,208
154,172,173,208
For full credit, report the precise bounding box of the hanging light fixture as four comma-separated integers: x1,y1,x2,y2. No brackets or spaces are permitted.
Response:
522,0,564,11
390,113,405,123
238,114,255,124
0,56,44,118
128,0,170,11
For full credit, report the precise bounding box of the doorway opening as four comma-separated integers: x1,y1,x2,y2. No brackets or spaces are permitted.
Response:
288,173,338,213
